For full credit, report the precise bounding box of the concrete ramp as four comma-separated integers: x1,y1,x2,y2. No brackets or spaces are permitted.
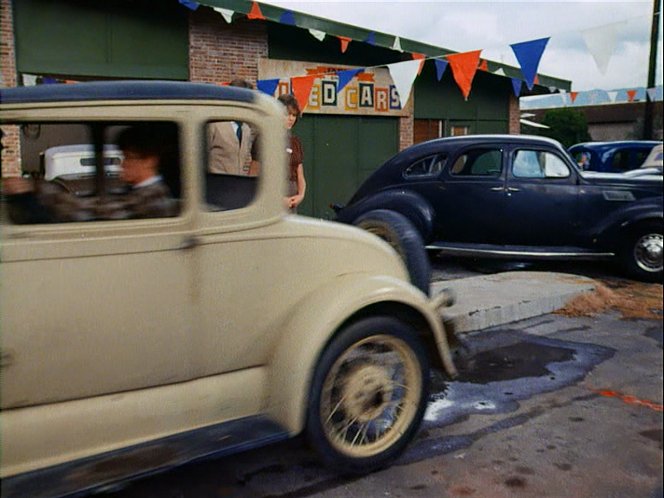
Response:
431,271,597,335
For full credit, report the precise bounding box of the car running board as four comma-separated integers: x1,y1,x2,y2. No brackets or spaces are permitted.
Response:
426,242,615,260
3,415,290,498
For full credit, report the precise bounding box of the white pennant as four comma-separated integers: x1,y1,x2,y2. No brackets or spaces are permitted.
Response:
213,7,234,23
581,21,625,75
392,36,403,52
22,73,38,86
309,29,326,42
493,68,506,76
387,59,421,108
607,90,618,103
646,87,658,101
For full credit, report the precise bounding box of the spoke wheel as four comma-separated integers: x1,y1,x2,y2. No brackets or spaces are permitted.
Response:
306,317,429,474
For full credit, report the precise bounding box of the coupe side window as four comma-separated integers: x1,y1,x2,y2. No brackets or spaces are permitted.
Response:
450,149,502,176
1,122,181,225
513,150,570,179
403,155,445,179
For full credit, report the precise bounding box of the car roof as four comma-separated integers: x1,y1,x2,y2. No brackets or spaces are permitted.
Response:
0,80,255,105
398,134,565,158
569,140,661,151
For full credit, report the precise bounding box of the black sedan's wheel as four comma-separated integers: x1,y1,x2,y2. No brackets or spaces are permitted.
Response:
354,209,431,295
620,221,663,283
306,316,429,474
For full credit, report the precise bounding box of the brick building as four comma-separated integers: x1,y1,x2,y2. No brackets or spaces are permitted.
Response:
1,0,569,217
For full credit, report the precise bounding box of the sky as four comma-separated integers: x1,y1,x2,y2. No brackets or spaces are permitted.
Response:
261,0,663,93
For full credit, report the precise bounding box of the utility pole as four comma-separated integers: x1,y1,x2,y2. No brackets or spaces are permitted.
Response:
643,0,661,139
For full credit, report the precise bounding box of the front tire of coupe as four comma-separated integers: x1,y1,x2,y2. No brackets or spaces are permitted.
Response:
620,221,663,283
305,316,429,474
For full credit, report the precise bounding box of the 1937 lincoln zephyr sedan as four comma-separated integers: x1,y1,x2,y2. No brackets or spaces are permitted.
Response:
334,135,663,283
0,81,455,498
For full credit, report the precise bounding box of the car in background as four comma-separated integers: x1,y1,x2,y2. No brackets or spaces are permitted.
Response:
334,135,663,283
569,140,661,173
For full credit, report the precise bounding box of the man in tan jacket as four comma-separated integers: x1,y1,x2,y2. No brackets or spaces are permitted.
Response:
208,79,255,176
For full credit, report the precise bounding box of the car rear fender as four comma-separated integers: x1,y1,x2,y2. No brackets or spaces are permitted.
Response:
338,190,435,242
265,273,454,435
593,202,663,246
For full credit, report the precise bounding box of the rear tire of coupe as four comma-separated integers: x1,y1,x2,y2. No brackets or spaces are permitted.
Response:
305,316,429,474
619,221,663,283
354,209,431,295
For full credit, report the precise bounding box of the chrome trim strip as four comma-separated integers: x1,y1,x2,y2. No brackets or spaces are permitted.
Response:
426,245,615,260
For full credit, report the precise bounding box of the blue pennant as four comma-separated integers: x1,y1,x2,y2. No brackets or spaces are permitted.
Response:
434,59,448,81
510,37,549,90
511,78,523,97
178,0,200,11
336,69,362,92
365,32,376,46
257,78,280,96
279,10,296,25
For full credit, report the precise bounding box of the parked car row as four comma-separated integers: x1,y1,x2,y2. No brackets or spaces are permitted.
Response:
569,140,662,173
334,135,663,283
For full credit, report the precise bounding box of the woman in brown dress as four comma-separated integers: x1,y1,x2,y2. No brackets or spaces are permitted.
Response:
277,94,306,213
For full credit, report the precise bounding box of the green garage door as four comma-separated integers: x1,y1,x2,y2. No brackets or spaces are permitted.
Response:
294,115,399,219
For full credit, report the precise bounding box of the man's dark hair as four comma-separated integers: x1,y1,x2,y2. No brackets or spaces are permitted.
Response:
116,123,177,157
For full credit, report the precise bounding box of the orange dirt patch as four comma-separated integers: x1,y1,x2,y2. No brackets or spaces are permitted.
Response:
555,279,663,320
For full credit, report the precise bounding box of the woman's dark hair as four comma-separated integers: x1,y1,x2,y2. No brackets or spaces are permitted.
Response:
277,94,301,120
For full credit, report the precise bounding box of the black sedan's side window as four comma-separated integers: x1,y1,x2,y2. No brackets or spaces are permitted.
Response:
403,155,446,179
513,150,570,179
449,149,502,176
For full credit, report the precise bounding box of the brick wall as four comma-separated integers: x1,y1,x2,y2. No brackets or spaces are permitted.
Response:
399,96,414,150
189,8,268,85
1,0,20,176
508,93,521,134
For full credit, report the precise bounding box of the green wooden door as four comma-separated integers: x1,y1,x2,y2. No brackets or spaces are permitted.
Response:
294,116,398,219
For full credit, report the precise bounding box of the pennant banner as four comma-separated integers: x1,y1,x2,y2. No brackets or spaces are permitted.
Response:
178,0,199,10
581,21,625,75
626,89,637,102
434,59,448,81
646,87,658,101
510,37,549,90
511,78,522,97
309,29,326,42
392,36,403,52
339,36,352,54
387,59,421,108
446,50,482,100
257,78,280,96
336,68,362,92
213,7,234,23
279,10,296,26
247,2,265,20
291,75,317,111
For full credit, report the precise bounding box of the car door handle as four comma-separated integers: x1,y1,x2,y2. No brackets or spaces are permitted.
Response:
490,187,504,191
507,187,520,192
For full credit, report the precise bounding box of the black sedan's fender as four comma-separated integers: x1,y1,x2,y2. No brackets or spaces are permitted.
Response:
335,189,435,243
592,199,663,250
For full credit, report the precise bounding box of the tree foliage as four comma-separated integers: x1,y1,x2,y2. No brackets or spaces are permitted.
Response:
535,109,591,148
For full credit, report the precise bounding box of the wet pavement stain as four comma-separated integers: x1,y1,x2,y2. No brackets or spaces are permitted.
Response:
398,329,614,465
424,329,615,428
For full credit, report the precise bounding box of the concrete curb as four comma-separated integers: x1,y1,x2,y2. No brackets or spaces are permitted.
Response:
431,271,597,335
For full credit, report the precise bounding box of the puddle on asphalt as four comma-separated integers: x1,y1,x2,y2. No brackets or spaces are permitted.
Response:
423,328,615,429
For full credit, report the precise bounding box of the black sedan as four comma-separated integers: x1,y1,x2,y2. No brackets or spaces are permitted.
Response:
335,135,663,284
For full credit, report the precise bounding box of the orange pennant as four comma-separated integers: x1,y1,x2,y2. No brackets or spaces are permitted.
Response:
339,36,352,53
247,2,265,20
478,59,488,71
412,52,426,75
627,89,637,102
570,91,578,103
291,75,317,111
446,50,482,100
